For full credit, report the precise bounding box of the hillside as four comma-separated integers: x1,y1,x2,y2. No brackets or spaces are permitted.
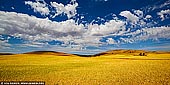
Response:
0,53,14,55
94,49,170,56
23,51,74,56
0,50,170,57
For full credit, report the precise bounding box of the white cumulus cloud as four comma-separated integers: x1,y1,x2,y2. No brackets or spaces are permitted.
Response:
50,0,78,18
25,0,78,18
0,7,170,52
145,15,152,20
25,0,50,16
0,10,128,50
134,10,143,18
119,11,139,24
0,11,84,42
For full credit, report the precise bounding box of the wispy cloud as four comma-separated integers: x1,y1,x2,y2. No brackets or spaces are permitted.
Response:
157,9,170,21
142,0,170,12
0,40,10,49
122,26,170,43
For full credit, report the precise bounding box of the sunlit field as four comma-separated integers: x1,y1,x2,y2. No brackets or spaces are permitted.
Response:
0,51,170,85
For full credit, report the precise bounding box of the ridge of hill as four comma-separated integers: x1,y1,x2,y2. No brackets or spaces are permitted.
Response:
24,51,74,56
94,49,170,56
0,50,170,57
0,53,14,55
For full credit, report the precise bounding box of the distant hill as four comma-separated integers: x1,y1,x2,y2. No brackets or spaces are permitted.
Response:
0,53,14,55
24,51,74,56
94,49,170,56
74,50,148,57
0,50,170,57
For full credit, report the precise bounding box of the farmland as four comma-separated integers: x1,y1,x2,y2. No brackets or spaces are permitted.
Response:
0,50,170,85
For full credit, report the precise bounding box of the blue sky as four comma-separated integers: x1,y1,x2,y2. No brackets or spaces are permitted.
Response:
0,0,170,54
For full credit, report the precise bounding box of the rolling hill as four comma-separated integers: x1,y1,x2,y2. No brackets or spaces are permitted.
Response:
24,51,74,56
0,49,170,57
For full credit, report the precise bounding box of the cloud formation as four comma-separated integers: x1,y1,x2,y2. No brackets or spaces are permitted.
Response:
124,26,170,42
25,0,50,16
0,11,84,41
25,0,78,18
120,11,139,24
50,0,78,18
0,40,10,49
1,9,170,49
157,9,170,21
142,0,170,12
0,0,170,53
